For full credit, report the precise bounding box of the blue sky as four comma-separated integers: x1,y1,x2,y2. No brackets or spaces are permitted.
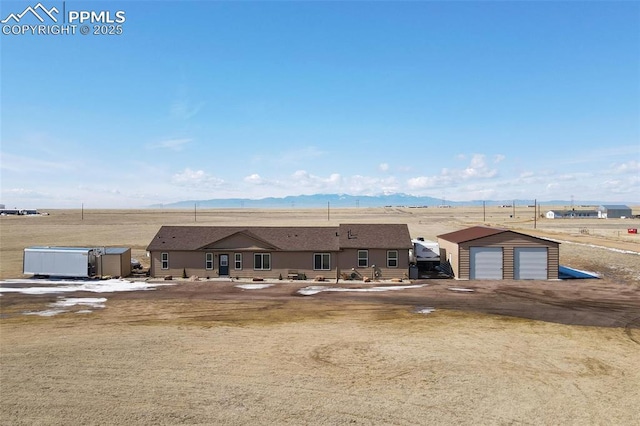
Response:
1,1,638,208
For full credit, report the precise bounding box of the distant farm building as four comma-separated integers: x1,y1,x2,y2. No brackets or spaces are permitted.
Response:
1,208,39,215
598,205,632,219
437,226,559,280
545,209,598,219
146,224,412,280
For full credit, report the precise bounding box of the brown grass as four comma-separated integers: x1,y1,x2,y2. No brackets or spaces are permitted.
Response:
1,207,639,424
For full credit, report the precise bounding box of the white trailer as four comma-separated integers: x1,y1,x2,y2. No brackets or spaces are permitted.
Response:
410,238,443,278
23,247,97,278
412,238,440,261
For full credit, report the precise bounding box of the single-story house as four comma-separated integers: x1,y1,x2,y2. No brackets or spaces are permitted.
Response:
146,224,412,280
598,205,632,219
546,209,598,219
437,226,559,280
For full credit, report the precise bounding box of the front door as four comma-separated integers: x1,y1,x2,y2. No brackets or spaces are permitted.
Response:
219,254,229,276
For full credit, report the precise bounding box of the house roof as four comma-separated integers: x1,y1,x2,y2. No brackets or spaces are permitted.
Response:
338,224,413,249
146,224,413,252
146,226,341,252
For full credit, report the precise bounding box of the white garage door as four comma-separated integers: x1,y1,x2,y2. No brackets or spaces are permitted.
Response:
470,247,503,280
514,247,548,280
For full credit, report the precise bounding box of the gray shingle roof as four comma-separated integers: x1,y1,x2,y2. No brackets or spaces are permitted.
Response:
146,224,412,252
147,226,341,252
338,224,413,249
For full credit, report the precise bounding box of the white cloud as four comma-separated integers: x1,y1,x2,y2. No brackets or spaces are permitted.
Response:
611,160,639,174
494,154,506,164
244,173,266,184
407,154,498,190
171,168,224,187
379,163,389,172
147,138,192,152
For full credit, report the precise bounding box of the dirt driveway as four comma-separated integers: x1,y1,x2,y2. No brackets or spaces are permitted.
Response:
2,278,639,425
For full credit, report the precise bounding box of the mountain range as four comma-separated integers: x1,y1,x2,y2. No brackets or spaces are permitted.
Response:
149,194,636,209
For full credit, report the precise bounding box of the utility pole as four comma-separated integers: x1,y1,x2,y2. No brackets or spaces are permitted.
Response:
194,203,197,222
81,203,84,221
512,200,515,219
327,201,330,221
534,199,537,229
483,201,486,222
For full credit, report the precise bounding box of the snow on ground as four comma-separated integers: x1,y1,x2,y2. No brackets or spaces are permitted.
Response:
415,307,436,314
0,278,171,295
52,297,107,308
24,297,109,317
448,287,475,292
235,284,274,290
298,284,425,296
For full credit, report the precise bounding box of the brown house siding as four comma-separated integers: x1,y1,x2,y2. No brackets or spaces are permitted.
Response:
337,249,409,280
151,250,344,280
150,248,410,280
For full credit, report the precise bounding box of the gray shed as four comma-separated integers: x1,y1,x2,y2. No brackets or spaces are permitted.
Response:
598,205,632,219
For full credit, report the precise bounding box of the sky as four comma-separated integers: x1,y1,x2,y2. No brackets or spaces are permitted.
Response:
1,1,638,208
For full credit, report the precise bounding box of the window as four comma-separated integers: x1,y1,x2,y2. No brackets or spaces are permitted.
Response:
205,253,213,270
387,250,398,268
314,253,330,270
254,253,271,270
161,252,169,270
234,253,242,270
358,250,368,267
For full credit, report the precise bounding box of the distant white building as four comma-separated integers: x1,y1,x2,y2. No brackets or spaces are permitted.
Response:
598,205,632,219
546,209,598,219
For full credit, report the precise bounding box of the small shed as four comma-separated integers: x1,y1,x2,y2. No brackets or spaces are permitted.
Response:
598,205,632,219
437,226,559,280
96,247,132,278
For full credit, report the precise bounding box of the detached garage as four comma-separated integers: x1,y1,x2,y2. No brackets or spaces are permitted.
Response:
437,226,559,280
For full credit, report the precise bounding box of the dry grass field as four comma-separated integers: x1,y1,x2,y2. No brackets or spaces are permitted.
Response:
1,206,639,425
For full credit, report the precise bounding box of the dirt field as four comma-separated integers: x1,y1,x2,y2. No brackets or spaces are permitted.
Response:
1,207,639,424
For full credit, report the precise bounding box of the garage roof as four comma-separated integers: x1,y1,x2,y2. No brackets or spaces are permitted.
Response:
437,226,559,246
437,226,506,243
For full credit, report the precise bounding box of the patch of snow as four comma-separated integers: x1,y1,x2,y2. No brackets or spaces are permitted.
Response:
24,309,67,317
415,307,435,314
52,297,107,309
0,279,171,295
22,297,107,317
448,287,474,292
298,284,425,296
297,286,329,296
235,284,273,290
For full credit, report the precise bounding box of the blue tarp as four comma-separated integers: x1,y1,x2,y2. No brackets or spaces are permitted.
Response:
559,266,599,279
